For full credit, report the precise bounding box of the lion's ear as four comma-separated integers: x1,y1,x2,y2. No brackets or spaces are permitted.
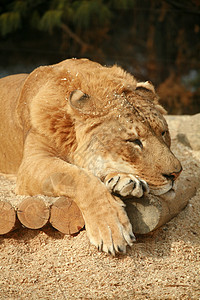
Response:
136,81,155,93
69,90,90,112
135,81,167,115
135,81,157,102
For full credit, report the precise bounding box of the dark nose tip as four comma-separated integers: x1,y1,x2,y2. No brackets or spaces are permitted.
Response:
163,167,182,182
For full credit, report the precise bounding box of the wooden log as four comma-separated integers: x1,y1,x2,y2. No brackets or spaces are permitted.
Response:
124,167,199,234
17,197,50,229
0,200,17,234
50,197,85,235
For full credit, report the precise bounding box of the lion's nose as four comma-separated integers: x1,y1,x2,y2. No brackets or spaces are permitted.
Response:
162,167,182,182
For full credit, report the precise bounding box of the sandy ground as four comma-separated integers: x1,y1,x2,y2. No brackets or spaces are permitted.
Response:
0,121,200,299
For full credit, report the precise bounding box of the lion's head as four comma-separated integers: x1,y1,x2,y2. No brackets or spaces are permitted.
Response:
28,59,182,198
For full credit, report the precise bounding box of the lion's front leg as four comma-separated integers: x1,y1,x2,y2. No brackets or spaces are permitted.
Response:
16,133,135,255
42,171,135,255
104,173,149,198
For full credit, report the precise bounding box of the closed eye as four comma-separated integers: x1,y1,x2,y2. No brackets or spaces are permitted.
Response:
162,130,169,139
126,138,143,148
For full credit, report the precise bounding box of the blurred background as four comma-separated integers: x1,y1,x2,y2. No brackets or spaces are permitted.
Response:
0,0,199,114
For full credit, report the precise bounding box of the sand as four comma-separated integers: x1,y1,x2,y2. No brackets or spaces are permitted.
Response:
0,116,200,299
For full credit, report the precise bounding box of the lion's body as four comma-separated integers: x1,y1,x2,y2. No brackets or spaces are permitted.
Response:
0,59,181,254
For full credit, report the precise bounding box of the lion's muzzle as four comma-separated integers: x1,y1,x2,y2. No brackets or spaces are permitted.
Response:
162,166,183,182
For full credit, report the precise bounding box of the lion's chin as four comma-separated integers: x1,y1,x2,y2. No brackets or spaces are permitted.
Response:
159,188,176,200
150,183,176,200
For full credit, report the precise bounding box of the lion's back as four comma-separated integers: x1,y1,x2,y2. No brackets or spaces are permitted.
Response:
0,74,27,173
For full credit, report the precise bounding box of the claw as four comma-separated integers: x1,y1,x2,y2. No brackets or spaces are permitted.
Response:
130,233,136,242
98,240,103,252
117,246,125,253
141,180,149,194
107,177,114,184
106,246,115,256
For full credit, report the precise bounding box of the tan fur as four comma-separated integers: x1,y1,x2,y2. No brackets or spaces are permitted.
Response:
0,58,182,254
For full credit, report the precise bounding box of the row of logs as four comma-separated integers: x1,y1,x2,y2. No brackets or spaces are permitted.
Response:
0,196,84,235
0,157,199,236
0,173,196,237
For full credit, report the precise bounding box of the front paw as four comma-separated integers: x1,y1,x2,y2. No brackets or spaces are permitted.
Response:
105,173,149,198
84,200,135,255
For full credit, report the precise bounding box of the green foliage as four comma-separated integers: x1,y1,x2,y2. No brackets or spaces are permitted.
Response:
0,11,21,36
11,0,27,16
0,0,29,36
73,0,112,29
39,10,63,31
0,0,133,36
